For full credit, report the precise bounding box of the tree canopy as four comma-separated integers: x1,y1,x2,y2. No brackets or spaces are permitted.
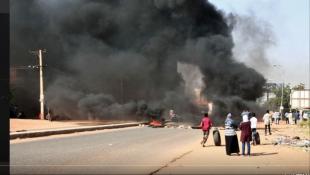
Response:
267,84,291,112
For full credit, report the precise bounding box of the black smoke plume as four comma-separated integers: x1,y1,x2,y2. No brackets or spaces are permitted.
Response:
10,0,266,122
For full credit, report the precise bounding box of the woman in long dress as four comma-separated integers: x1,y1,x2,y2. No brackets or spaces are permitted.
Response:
239,115,252,156
224,113,240,156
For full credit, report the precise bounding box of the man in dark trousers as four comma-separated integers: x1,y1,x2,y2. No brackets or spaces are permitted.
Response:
263,110,272,135
250,112,258,145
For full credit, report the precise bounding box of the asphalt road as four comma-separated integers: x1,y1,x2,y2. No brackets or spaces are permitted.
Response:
11,126,202,175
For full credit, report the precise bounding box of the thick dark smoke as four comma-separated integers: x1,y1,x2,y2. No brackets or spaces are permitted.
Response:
10,0,266,122
227,13,275,77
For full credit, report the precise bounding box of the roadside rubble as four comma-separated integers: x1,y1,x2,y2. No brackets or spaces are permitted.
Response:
272,135,310,152
140,121,194,129
164,123,193,129
163,121,197,129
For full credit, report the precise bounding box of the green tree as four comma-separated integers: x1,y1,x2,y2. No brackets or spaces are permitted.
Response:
267,84,291,111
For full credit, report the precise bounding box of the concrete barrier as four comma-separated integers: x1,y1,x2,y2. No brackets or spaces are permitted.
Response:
10,122,147,140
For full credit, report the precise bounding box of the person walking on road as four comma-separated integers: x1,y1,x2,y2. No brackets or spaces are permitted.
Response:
285,112,289,124
294,111,300,124
200,113,213,147
288,112,293,124
224,113,240,156
239,115,252,156
263,110,272,135
274,112,280,125
297,111,301,122
249,112,258,145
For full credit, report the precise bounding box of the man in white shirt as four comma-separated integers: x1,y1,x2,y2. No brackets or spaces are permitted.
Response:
288,112,293,124
250,112,258,145
263,110,271,135
285,112,289,124
273,112,280,125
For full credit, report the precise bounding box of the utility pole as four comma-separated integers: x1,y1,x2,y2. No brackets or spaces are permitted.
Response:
30,49,46,120
38,49,44,120
280,82,284,113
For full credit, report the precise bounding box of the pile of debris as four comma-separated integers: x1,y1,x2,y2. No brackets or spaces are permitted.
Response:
164,123,192,129
272,135,310,152
143,118,194,129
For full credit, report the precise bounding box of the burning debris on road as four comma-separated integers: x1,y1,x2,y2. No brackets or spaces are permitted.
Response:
11,0,266,122
149,120,165,128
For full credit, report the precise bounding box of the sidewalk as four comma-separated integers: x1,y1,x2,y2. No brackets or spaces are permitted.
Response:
10,119,146,139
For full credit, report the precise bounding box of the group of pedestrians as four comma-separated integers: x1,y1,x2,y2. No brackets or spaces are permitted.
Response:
284,111,301,125
199,110,264,156
272,111,281,124
265,110,302,125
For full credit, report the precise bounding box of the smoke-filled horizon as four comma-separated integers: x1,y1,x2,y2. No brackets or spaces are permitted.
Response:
10,0,266,122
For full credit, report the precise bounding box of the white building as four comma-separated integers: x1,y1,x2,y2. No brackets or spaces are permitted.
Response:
257,92,276,105
290,89,310,110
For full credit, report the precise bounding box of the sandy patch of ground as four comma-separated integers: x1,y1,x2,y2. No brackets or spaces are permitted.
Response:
264,120,310,139
159,121,310,174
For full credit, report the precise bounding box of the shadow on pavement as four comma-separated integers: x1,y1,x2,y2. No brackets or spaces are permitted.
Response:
256,143,274,146
203,145,226,147
250,152,278,156
256,128,279,132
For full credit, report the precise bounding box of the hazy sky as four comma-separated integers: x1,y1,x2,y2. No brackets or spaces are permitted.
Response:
209,0,309,88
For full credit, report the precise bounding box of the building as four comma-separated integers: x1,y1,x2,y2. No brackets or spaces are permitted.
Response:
290,89,310,110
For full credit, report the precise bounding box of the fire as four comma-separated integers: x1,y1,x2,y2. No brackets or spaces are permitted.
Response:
193,88,208,105
194,88,213,114
149,119,164,127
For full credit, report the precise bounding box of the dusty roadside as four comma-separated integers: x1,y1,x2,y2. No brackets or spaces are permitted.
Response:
157,121,310,175
10,119,309,174
10,118,138,132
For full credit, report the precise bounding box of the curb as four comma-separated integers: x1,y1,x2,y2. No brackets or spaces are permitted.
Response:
10,122,147,140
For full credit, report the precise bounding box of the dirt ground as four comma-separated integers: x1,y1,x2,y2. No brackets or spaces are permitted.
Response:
258,120,309,139
10,119,310,174
160,121,310,175
10,118,137,132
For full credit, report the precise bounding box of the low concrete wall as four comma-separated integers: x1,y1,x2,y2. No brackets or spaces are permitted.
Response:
10,122,147,139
